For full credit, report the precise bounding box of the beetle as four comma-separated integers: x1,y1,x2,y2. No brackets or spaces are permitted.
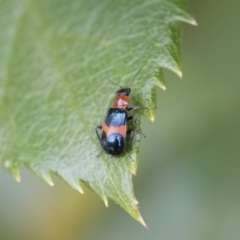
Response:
96,68,150,158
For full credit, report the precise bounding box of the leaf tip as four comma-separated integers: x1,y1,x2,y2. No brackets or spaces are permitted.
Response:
15,175,21,183
149,109,157,122
129,163,137,175
159,81,167,91
130,168,137,176
77,186,84,194
139,216,148,229
178,70,183,78
41,172,54,186
102,196,109,207
48,180,55,187
132,198,139,205
4,161,21,182
161,85,167,91
191,19,198,26
150,115,155,122
68,179,84,194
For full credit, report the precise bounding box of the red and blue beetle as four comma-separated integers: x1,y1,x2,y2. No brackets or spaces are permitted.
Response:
96,68,151,157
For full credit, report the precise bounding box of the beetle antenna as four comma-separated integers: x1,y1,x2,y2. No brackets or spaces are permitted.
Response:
128,68,142,87
108,68,142,89
107,78,122,89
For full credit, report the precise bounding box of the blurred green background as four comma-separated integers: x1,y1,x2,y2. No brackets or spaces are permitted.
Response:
1,0,240,239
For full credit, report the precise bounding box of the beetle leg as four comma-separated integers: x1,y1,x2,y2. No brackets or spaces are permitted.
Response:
125,150,133,162
127,116,146,138
126,129,134,151
96,125,105,157
127,116,133,121
95,125,102,143
127,106,153,111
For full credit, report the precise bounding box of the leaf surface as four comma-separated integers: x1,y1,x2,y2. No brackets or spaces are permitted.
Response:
0,0,195,225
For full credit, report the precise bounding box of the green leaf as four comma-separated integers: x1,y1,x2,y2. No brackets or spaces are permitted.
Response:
0,0,195,225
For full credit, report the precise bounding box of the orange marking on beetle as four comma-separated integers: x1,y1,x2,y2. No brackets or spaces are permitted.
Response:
113,95,130,110
102,123,109,133
102,123,126,137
